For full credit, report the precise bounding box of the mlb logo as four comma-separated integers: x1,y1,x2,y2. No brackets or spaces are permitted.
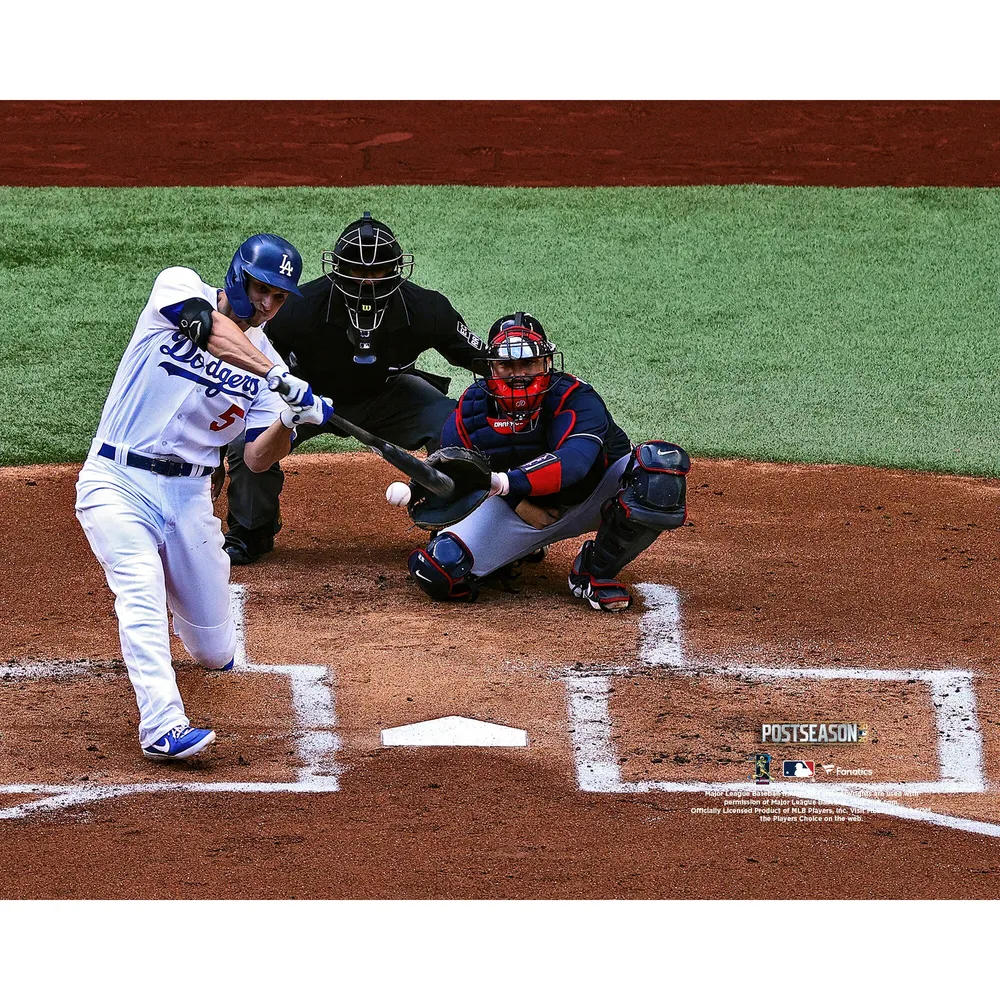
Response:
783,760,815,778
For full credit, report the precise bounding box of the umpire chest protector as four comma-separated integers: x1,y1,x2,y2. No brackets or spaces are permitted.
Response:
263,277,483,406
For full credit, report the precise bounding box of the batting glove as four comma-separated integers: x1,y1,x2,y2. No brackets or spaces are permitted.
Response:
266,364,315,408
283,395,335,427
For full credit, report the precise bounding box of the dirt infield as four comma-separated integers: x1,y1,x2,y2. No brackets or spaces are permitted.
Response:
5,100,1000,187
2,454,999,898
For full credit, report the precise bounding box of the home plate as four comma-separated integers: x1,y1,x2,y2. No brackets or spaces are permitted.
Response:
380,716,528,747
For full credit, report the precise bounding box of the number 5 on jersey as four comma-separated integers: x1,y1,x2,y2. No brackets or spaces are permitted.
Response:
210,404,246,432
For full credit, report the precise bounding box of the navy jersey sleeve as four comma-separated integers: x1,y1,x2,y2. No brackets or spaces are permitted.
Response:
505,381,610,502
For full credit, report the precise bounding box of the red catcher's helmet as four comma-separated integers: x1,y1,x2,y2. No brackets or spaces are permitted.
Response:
480,312,563,430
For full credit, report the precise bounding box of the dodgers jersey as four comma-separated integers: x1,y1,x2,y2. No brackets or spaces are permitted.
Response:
93,267,285,468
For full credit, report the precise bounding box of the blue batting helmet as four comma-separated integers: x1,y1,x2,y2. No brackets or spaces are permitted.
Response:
225,233,303,321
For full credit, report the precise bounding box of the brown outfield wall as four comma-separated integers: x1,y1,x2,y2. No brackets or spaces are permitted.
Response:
4,100,1000,187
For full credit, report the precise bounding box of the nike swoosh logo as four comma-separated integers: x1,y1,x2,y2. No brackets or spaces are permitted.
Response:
414,570,433,582
150,739,170,752
656,448,673,456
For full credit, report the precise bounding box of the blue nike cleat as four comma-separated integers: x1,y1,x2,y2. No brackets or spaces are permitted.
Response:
142,724,216,761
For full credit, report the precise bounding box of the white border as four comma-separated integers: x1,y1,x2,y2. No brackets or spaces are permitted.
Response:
6,5,999,99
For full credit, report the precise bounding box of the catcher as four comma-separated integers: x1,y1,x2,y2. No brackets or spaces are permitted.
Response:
402,312,690,611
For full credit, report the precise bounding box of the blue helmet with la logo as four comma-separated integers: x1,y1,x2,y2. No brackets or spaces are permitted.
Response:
225,233,303,321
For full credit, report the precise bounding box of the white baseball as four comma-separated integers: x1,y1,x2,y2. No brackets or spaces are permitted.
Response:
385,481,411,506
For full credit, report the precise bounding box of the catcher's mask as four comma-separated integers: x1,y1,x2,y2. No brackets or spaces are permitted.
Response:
477,312,563,431
321,211,414,363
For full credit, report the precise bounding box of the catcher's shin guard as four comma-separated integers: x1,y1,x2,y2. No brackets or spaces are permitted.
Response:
407,532,479,602
569,540,633,611
584,441,690,582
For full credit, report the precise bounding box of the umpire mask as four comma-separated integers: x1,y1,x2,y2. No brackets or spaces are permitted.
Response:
321,212,414,364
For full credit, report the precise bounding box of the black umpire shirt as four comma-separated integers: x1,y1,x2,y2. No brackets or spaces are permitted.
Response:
264,276,486,405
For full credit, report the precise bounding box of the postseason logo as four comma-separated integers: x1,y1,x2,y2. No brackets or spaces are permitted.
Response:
761,722,869,744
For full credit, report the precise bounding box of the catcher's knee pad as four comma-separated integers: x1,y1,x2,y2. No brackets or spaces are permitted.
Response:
407,532,478,602
585,441,690,580
620,441,690,529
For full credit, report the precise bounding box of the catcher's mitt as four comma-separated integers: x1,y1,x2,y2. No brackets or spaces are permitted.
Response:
408,446,493,530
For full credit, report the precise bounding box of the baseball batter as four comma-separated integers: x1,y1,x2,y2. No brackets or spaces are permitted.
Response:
75,234,332,761
405,313,690,611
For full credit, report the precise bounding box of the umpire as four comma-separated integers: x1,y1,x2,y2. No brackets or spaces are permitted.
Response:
223,212,487,564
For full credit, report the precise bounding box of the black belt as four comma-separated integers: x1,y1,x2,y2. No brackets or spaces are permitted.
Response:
97,443,212,477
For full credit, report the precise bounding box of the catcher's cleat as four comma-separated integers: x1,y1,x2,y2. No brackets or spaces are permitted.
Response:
568,541,633,612
487,545,549,592
492,561,524,593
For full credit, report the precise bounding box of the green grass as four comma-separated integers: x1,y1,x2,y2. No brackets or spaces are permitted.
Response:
2,185,999,475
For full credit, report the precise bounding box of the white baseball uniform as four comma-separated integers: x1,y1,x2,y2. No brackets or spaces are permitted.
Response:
75,267,286,747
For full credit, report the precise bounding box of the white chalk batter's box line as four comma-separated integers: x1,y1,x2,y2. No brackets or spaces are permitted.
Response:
0,584,340,821
564,582,1000,840
2,583,999,840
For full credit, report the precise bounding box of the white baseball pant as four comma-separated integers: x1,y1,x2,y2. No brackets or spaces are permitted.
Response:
75,452,236,747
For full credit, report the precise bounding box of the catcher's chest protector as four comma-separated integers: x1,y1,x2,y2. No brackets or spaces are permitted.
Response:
457,377,578,469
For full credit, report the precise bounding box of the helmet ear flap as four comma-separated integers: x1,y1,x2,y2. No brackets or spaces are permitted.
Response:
225,260,255,320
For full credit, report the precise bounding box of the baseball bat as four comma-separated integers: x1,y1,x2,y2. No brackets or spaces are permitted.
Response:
275,381,456,499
